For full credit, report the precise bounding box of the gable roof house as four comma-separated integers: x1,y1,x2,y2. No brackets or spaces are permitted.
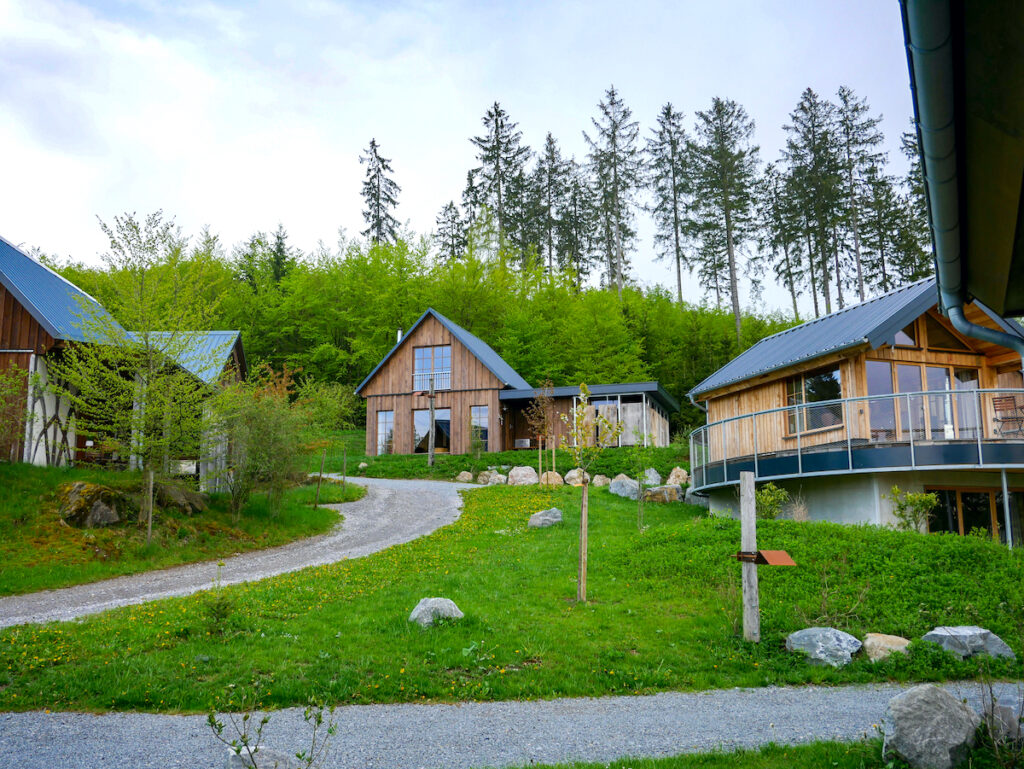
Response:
356,308,679,457
688,277,1024,544
0,235,244,485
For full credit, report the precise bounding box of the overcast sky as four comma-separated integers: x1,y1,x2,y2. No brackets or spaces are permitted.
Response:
0,0,915,315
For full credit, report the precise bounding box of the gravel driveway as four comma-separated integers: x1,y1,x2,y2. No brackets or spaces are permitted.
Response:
1,680,1018,769
0,477,472,629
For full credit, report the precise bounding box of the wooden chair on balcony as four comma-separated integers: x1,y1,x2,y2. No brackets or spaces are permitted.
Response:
993,395,1024,438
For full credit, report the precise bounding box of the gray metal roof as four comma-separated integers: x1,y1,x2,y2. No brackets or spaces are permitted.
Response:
129,330,244,384
500,381,680,413
0,234,120,343
356,308,531,394
689,278,940,399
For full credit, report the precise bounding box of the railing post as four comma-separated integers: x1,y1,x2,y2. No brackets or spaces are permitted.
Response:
975,389,984,466
845,399,853,471
796,416,802,475
1002,468,1013,548
752,414,759,479
722,422,729,482
907,393,916,468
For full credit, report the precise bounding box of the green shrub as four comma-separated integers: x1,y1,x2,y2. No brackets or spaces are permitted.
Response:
755,482,789,520
883,485,938,532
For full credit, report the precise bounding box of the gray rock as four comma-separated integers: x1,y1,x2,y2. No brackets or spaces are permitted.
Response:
643,468,662,486
786,627,862,667
508,466,539,486
564,468,590,486
58,482,125,528
922,626,1016,660
609,476,640,500
528,507,563,528
980,693,1024,743
684,487,709,508
487,473,507,486
455,471,474,483
883,684,980,769
591,474,610,487
641,484,683,503
476,470,493,485
155,482,208,515
226,747,301,768
408,597,464,627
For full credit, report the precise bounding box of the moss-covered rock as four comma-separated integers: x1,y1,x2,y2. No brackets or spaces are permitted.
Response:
57,482,132,528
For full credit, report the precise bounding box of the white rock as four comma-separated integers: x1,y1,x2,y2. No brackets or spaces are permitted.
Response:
666,466,689,486
476,470,493,484
591,474,611,487
487,473,507,485
357,462,369,471
564,468,590,486
863,633,910,662
785,627,862,667
540,471,564,487
408,597,464,627
455,471,474,483
507,466,540,486
922,626,1016,660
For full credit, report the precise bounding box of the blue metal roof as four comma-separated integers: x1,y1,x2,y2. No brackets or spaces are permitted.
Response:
0,234,120,343
129,331,244,384
689,278,940,399
356,308,531,394
499,381,680,413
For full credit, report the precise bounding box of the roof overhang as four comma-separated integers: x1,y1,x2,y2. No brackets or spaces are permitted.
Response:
499,382,681,413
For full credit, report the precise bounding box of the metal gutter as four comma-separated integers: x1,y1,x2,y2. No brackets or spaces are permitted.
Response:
902,0,1024,368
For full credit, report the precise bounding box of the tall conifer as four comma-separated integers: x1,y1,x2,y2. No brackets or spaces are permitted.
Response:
359,138,401,244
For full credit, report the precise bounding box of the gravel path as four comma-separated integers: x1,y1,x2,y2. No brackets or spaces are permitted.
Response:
1,680,1018,769
0,477,472,629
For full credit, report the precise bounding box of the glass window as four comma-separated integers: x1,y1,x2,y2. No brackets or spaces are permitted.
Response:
897,364,925,441
995,491,1024,546
925,314,970,351
866,360,896,441
954,368,981,439
413,408,451,453
413,346,452,390
894,322,917,347
928,489,958,534
471,405,489,452
376,410,394,455
786,365,842,433
926,366,952,437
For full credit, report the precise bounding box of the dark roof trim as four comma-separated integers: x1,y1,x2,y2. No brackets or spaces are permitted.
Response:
355,308,531,394
499,381,680,413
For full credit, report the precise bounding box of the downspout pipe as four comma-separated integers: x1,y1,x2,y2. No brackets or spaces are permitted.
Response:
688,391,707,413
902,0,1024,369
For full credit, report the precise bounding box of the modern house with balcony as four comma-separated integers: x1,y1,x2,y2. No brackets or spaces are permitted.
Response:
688,277,1024,544
356,308,678,456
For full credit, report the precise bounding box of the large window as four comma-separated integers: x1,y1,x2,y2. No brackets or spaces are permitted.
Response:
376,410,394,455
928,487,1024,544
471,405,489,452
786,365,842,433
414,408,451,453
413,345,451,391
867,359,980,442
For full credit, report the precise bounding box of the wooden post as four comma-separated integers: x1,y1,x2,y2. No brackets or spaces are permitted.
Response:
740,471,760,642
342,449,347,494
428,375,435,468
578,479,589,603
314,447,327,509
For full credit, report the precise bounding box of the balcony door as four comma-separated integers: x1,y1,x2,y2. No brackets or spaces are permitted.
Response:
867,360,980,443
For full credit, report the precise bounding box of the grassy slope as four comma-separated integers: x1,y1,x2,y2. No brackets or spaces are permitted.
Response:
308,429,690,481
1,485,1022,713
0,464,364,596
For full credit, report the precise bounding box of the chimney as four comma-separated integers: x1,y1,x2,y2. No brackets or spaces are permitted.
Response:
397,328,403,343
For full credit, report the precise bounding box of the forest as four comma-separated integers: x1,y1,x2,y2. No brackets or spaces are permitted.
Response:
46,83,932,436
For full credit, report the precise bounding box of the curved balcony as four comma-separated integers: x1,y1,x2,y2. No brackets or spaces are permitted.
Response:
689,388,1024,491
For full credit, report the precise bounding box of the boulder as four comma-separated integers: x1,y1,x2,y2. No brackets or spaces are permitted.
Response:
508,466,539,486
226,747,301,768
487,473,507,486
863,633,911,662
684,487,709,509
592,474,610,487
980,693,1024,743
57,482,126,528
528,507,563,528
358,462,369,471
540,471,564,487
409,597,464,628
883,684,980,769
155,482,208,515
609,476,640,500
455,471,474,483
785,627,862,667
476,470,493,485
643,468,662,486
667,466,690,486
564,468,590,486
921,626,1016,660
642,484,683,503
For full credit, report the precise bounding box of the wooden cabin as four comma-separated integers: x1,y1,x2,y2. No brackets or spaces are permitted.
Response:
0,234,245,485
688,278,1024,544
356,308,678,456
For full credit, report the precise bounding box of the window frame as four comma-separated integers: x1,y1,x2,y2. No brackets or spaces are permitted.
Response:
470,404,489,452
376,410,395,455
785,364,844,436
412,345,452,391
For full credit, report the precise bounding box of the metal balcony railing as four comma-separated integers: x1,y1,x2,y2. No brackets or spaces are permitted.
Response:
413,370,451,391
689,388,1024,491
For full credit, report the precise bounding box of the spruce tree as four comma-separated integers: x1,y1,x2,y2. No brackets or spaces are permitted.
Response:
533,133,569,272
758,163,804,319
557,159,598,286
690,97,760,342
462,169,485,226
359,138,401,244
860,162,902,292
470,102,531,239
434,201,466,262
269,224,293,284
646,103,693,304
835,86,884,302
894,128,933,282
584,85,643,298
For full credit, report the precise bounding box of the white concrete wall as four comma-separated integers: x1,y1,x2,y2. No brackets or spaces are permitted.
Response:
22,355,75,467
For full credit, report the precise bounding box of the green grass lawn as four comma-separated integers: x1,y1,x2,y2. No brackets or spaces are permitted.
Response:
0,464,364,597
307,429,690,481
1,484,1022,713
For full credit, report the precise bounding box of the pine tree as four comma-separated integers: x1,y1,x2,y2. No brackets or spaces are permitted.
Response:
835,86,884,302
470,102,531,238
584,85,643,299
646,103,693,304
434,201,466,262
690,97,760,342
758,162,804,319
533,133,570,272
359,138,401,244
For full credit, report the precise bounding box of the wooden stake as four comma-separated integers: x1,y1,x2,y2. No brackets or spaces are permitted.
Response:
314,447,327,509
740,471,760,643
342,449,347,494
578,480,589,602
